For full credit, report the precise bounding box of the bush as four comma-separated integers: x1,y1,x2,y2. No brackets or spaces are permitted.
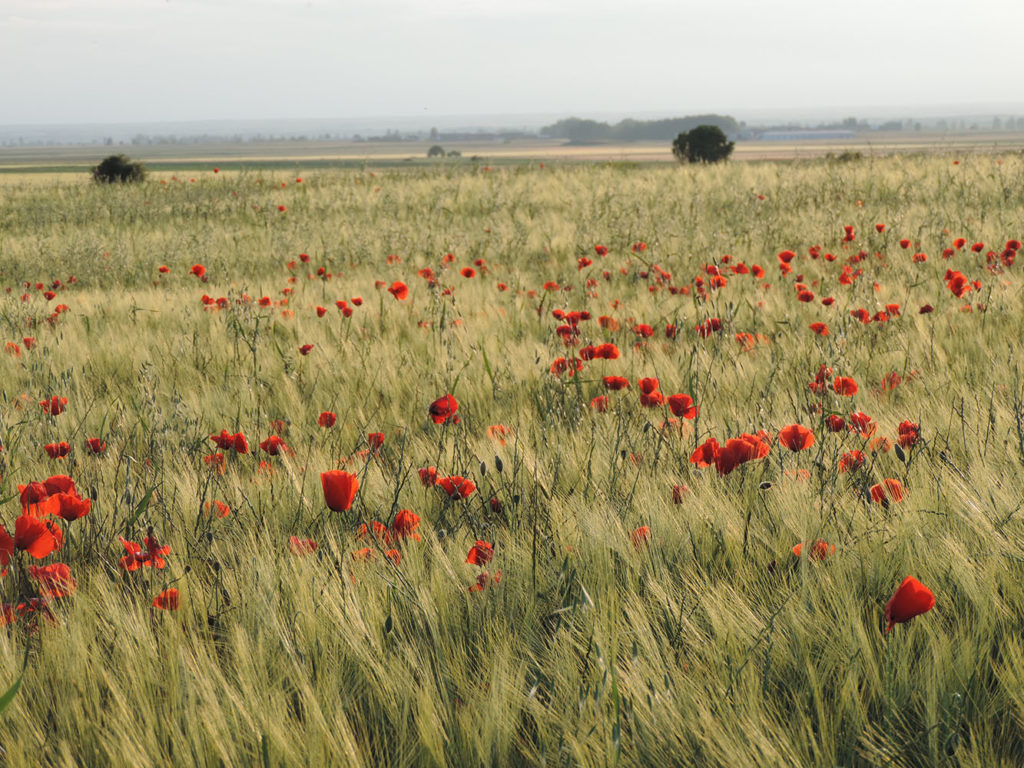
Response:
427,145,446,158
91,154,147,183
672,126,734,164
825,150,864,163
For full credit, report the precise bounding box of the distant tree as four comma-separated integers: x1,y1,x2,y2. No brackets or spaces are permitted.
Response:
672,126,734,164
91,154,146,183
427,145,446,158
446,150,461,158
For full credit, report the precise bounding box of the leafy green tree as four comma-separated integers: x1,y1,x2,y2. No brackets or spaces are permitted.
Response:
91,154,147,183
427,145,446,158
672,126,734,164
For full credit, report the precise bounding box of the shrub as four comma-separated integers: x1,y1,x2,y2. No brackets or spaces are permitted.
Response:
427,145,446,158
672,126,735,164
91,154,147,183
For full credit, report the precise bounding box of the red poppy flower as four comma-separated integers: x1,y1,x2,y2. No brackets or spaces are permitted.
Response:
809,322,829,336
318,411,337,428
358,521,391,545
44,442,71,459
487,424,510,445
153,588,180,611
639,391,664,407
689,438,721,467
869,478,904,504
460,267,476,278
203,453,226,473
85,437,107,454
28,562,76,598
838,450,865,473
321,470,359,511
631,526,651,549
260,435,288,455
158,265,171,274
19,482,48,510
41,492,91,522
418,466,438,487
437,475,476,499
715,433,771,475
638,378,660,395
392,509,421,541
0,527,12,575
140,535,170,568
946,271,971,297
288,536,318,555
191,264,206,278
833,377,858,396
469,570,502,592
388,281,409,300
466,541,493,565
42,474,73,496
15,515,62,559
428,394,459,425
603,376,630,391
897,421,921,448
550,357,583,377
779,424,815,451
595,343,620,360
696,318,722,337
667,394,698,420
870,436,892,453
792,540,834,560
819,415,843,434
848,412,876,437
672,484,689,503
367,432,385,451
204,500,231,518
884,576,934,633
40,396,67,416
298,344,314,356
591,395,610,412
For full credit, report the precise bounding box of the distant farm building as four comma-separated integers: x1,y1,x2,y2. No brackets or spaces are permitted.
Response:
756,130,857,141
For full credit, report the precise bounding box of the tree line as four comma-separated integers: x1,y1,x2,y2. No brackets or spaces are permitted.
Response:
540,114,739,143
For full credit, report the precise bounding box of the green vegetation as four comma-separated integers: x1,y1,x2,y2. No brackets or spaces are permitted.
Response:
672,125,735,164
90,153,147,183
0,155,1022,766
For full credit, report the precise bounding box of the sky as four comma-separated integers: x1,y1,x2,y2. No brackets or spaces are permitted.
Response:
2,0,1023,126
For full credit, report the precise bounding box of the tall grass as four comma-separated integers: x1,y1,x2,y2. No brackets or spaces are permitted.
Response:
0,155,1022,766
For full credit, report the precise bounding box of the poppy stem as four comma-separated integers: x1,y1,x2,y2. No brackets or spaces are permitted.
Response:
742,499,753,558
884,633,894,748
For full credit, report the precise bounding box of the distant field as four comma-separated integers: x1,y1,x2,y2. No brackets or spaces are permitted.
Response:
2,131,1024,176
1,154,1024,766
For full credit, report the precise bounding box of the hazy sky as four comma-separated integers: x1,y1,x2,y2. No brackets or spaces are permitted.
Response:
2,0,1023,125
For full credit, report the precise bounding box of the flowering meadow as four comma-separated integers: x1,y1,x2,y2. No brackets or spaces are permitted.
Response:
0,155,1023,766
